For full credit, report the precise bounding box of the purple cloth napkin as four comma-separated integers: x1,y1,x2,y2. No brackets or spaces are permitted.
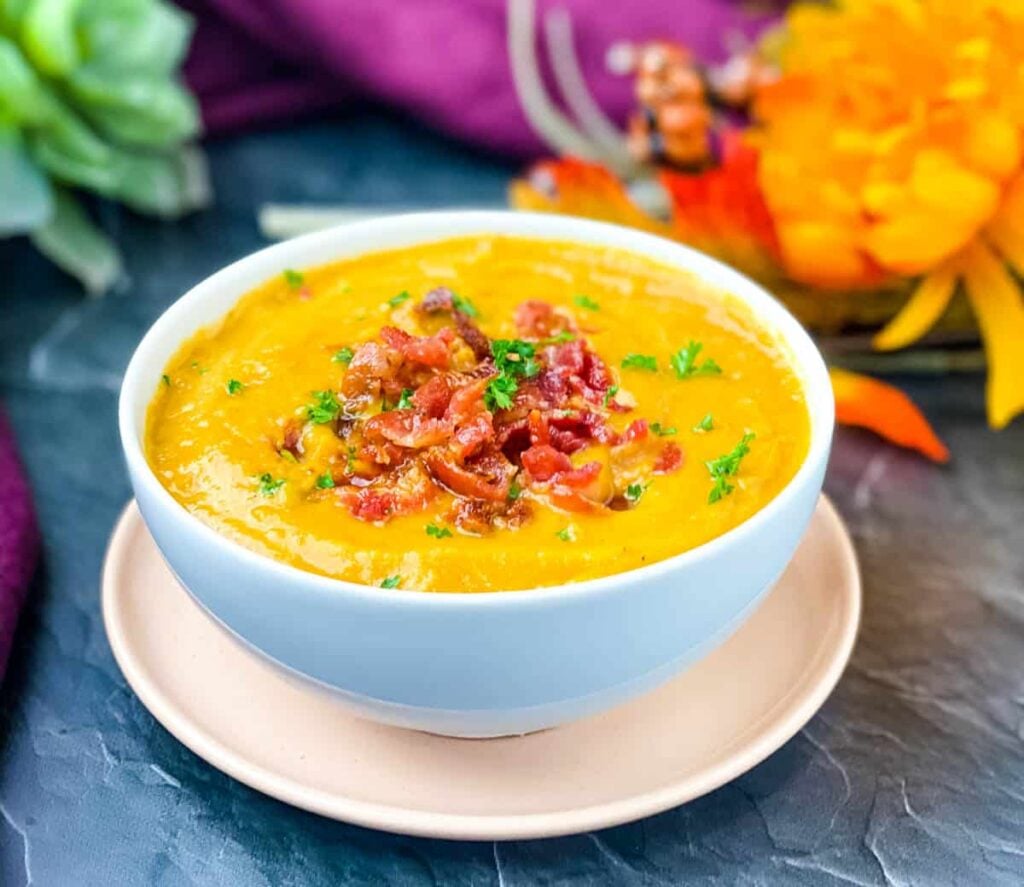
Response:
0,410,38,680
180,0,777,156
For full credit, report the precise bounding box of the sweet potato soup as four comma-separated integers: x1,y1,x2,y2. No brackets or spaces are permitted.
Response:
146,236,810,592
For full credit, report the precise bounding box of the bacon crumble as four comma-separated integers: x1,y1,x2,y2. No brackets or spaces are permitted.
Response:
296,293,683,531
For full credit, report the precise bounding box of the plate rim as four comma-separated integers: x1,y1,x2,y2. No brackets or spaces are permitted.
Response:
102,495,861,841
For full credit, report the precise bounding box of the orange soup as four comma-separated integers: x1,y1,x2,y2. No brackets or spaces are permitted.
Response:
145,236,810,591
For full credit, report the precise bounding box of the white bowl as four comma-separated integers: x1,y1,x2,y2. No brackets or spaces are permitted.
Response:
119,211,834,738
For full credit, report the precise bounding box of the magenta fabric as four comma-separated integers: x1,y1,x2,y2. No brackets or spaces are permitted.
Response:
0,410,38,681
180,0,779,156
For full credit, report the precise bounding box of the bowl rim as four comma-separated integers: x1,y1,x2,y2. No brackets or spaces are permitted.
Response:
119,210,834,607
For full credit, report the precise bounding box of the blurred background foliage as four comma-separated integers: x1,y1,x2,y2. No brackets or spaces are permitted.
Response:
0,0,208,293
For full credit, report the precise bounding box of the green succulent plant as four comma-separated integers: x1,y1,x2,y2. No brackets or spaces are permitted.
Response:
0,0,209,293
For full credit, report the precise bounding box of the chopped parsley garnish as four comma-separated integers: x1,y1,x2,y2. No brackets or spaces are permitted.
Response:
706,432,755,504
693,413,714,433
226,379,244,395
258,473,285,496
396,388,414,410
485,339,540,411
332,346,354,365
603,385,620,407
426,523,453,539
556,525,577,542
190,361,208,375
279,449,298,463
161,374,171,387
574,293,600,311
346,445,357,472
651,422,677,437
380,575,402,589
622,353,658,372
671,341,722,379
387,290,411,308
542,331,576,345
283,269,304,289
508,481,523,501
452,292,479,317
316,473,335,489
306,390,342,424
625,481,650,504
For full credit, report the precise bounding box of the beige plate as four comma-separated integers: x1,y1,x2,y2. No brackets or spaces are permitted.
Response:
102,496,860,841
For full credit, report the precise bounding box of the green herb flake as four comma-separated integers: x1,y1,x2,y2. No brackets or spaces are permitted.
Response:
332,346,354,365
542,330,577,345
190,361,208,375
508,481,523,501
379,575,402,589
452,292,479,317
226,379,244,396
603,384,620,407
387,290,411,308
306,390,342,424
258,473,286,496
625,481,650,505
283,269,304,289
693,413,714,433
556,525,577,543
651,422,677,436
706,432,755,504
621,353,658,372
574,293,600,311
346,446,357,472
395,388,414,410
426,523,453,539
671,341,722,379
316,473,335,489
279,449,298,464
161,374,171,387
485,339,540,411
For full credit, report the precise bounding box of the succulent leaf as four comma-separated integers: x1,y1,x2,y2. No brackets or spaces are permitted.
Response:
0,126,53,234
0,0,206,292
30,188,121,294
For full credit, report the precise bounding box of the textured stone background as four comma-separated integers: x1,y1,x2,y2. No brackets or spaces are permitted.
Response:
1,112,1022,886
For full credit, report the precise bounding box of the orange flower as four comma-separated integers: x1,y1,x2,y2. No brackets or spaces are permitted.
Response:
754,0,1024,427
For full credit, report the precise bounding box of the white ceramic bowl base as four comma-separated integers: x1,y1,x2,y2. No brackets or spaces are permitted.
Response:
118,212,836,738
102,496,860,841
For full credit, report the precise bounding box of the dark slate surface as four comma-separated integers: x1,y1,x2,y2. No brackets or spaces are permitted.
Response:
2,111,1023,886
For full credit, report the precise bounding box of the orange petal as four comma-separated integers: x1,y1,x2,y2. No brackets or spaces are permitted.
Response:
829,367,950,462
961,242,1024,429
873,266,958,351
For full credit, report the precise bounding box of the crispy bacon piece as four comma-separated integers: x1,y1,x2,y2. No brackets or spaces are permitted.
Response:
317,296,681,529
653,442,684,474
420,286,455,313
515,300,574,339
363,410,449,449
424,448,514,501
411,375,453,418
448,497,532,534
380,326,455,369
337,461,435,521
454,311,491,360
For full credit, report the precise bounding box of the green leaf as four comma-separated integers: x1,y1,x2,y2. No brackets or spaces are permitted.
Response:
28,101,118,192
0,36,51,124
20,0,81,76
113,145,211,218
29,189,122,294
78,0,193,73
0,127,53,235
68,67,200,149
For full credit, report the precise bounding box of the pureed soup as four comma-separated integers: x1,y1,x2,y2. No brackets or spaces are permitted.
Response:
146,235,810,592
